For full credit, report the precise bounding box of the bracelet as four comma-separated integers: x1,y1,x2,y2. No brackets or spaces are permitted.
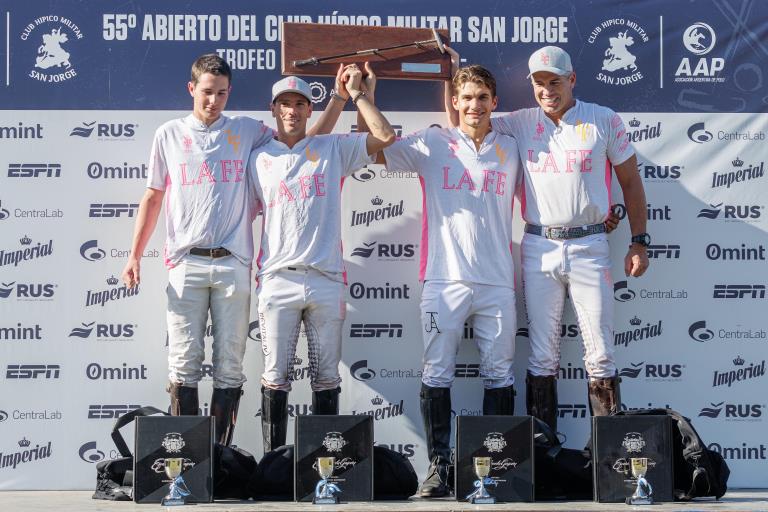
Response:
329,89,347,103
351,90,367,105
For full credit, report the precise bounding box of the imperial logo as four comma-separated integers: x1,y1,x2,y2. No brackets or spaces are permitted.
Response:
558,403,588,419
647,244,680,259
588,17,649,87
0,122,43,139
350,360,376,381
351,396,405,421
7,163,61,178
618,361,683,380
349,323,403,338
0,235,53,268
687,122,713,143
88,203,139,218
614,316,663,347
626,119,661,143
711,356,766,387
70,122,136,139
713,284,766,299
84,275,139,307
6,364,60,379
0,282,56,301
350,241,416,261
698,402,765,420
688,320,766,342
348,282,410,300
69,322,135,340
87,161,147,179
0,323,43,341
87,404,141,419
708,442,767,460
350,197,405,227
711,159,764,189
0,438,53,469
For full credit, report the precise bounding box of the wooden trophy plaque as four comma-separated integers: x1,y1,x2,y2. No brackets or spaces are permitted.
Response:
282,23,451,80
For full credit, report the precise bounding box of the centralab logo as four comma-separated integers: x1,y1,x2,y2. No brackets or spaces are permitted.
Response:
21,14,83,83
688,320,766,342
687,122,713,144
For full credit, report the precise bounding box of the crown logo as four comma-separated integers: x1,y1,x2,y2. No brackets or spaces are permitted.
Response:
732,157,744,167
733,355,745,366
18,437,31,447
291,356,303,365
20,235,32,245
628,118,641,128
371,395,384,405
630,316,641,326
371,196,383,206
106,275,119,286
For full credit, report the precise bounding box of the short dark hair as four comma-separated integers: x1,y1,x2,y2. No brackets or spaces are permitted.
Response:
452,65,496,97
191,54,232,85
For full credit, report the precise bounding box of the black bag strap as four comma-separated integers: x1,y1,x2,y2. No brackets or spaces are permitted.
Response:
111,406,166,457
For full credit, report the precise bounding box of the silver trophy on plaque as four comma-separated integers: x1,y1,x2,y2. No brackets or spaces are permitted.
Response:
313,456,341,504
161,457,191,506
626,457,653,505
467,456,497,504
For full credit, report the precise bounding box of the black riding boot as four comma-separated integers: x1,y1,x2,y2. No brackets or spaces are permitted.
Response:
419,384,453,498
526,372,558,432
167,382,199,416
312,387,341,415
261,386,288,452
482,385,515,415
211,387,243,446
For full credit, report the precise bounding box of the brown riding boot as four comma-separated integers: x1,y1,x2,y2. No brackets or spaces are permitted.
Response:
167,382,199,415
587,374,622,416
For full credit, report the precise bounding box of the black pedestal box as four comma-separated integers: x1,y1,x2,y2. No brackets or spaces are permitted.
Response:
455,415,535,502
592,415,674,503
295,415,373,502
133,415,214,503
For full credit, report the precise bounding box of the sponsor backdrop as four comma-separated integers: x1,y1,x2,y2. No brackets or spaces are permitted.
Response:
1,0,766,490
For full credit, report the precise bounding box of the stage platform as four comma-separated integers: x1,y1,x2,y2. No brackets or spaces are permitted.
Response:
0,490,766,511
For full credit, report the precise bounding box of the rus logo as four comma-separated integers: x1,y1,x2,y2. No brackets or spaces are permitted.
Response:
699,402,764,419
70,122,136,138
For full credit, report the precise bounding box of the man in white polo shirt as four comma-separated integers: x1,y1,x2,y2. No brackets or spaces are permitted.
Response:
372,65,521,497
250,65,396,451
121,54,347,446
447,46,650,433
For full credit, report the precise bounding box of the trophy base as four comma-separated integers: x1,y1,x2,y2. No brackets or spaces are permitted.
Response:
626,496,653,505
471,496,497,504
313,496,340,504
161,497,187,506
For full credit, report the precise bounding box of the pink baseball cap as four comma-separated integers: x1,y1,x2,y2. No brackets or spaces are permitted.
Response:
527,46,573,78
271,76,312,103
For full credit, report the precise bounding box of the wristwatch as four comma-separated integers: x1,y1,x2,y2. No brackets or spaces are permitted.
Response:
631,233,651,247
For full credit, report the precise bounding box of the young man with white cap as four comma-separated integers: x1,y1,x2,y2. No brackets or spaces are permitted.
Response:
448,46,649,433
121,54,347,446
368,64,521,498
251,64,396,451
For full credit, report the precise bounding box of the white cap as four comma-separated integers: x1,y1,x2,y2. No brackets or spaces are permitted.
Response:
271,76,312,103
527,46,573,78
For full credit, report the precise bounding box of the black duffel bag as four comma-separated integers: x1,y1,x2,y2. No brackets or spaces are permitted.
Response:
92,406,257,501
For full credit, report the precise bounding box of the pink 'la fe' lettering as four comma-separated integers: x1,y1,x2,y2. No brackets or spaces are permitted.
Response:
580,150,593,172
527,150,560,173
298,175,313,198
565,150,578,173
495,171,508,195
313,174,326,196
456,169,476,190
277,181,294,202
180,163,194,185
482,170,508,195
196,161,216,184
221,160,233,182
233,160,244,182
442,167,456,189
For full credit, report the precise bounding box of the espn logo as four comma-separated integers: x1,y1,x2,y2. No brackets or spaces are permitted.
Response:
7,163,61,178
88,204,139,218
713,285,766,299
647,244,680,259
6,364,60,379
88,404,141,419
349,323,403,338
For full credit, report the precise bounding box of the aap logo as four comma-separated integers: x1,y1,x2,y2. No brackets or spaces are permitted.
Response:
350,360,376,382
689,320,715,342
78,441,105,463
80,239,106,261
614,281,636,302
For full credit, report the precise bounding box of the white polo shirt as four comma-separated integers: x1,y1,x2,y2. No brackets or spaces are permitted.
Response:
249,133,372,281
147,114,274,267
491,100,635,227
383,126,521,287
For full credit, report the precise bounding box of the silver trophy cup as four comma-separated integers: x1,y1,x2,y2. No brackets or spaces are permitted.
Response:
626,457,653,505
468,456,496,504
161,457,191,506
313,456,340,504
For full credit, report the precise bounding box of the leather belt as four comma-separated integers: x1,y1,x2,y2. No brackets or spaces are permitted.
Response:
189,247,231,258
524,223,606,240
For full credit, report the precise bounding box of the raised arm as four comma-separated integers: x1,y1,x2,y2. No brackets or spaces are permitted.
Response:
121,187,165,288
344,62,395,155
307,63,350,136
444,46,460,128
614,154,649,277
